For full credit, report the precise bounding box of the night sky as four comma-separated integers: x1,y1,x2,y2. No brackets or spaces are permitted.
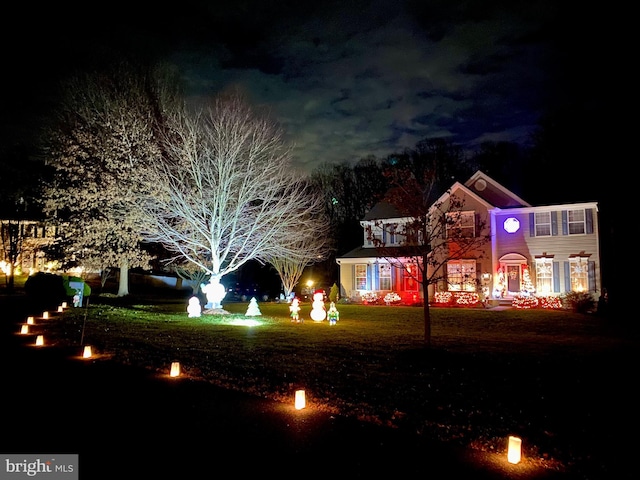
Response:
2,0,620,175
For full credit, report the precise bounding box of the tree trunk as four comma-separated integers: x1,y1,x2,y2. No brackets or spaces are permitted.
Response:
423,298,431,348
117,258,129,297
6,263,15,292
422,252,431,348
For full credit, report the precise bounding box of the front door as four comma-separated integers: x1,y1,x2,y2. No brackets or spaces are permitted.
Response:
507,265,520,294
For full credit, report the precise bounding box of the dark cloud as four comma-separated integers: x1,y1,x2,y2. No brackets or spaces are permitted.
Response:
2,0,612,173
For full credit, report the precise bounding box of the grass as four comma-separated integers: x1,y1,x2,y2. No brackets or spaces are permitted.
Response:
32,292,635,478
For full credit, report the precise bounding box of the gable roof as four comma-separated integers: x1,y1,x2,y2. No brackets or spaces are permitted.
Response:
463,170,531,208
362,199,404,221
363,170,531,222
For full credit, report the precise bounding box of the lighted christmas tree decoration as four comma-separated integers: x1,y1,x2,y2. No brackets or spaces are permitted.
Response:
521,265,535,295
327,302,339,325
290,297,302,323
245,297,262,316
310,290,326,322
187,296,202,318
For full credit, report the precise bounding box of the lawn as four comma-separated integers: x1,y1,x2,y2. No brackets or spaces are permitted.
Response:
29,293,635,478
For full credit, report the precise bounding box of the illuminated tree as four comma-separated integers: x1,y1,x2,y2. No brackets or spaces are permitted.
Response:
368,166,490,348
267,206,333,298
136,89,329,306
42,63,177,296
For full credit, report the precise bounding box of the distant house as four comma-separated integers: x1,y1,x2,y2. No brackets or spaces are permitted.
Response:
0,219,59,275
336,171,601,306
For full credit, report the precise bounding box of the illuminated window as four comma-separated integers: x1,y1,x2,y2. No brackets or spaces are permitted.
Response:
379,263,391,290
447,260,476,291
447,211,475,238
535,212,551,236
355,264,367,290
567,209,586,235
535,258,553,294
570,257,588,292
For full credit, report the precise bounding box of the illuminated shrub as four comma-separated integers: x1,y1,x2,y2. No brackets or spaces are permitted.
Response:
361,291,380,304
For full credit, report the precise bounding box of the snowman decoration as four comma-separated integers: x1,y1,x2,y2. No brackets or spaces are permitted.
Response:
201,279,226,310
310,290,326,322
187,296,202,318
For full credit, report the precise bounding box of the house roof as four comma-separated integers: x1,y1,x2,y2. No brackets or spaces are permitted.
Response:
337,246,379,259
463,170,531,208
362,198,403,221
361,170,530,222
337,245,424,261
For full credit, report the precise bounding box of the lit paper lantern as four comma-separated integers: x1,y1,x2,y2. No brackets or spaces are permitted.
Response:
170,362,181,377
508,436,522,464
20,324,29,334
27,316,35,325
42,311,49,319
61,302,68,309
295,389,306,410
35,335,44,346
83,345,93,358
57,306,64,313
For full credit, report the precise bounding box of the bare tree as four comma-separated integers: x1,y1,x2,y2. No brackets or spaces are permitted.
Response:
267,211,334,298
136,90,330,309
368,167,490,348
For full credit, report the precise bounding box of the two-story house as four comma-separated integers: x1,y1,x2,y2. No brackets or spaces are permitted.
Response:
336,170,601,306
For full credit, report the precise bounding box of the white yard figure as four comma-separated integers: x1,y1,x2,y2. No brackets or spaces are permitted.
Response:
327,302,339,325
245,297,262,316
201,279,226,309
310,290,326,322
290,297,301,323
187,296,202,318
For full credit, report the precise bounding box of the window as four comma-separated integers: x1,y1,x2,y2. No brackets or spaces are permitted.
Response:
404,224,423,245
567,209,586,235
355,264,367,290
366,225,382,246
535,212,551,236
388,224,397,245
447,211,475,238
447,260,476,291
379,263,391,290
535,258,553,294
570,257,588,292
